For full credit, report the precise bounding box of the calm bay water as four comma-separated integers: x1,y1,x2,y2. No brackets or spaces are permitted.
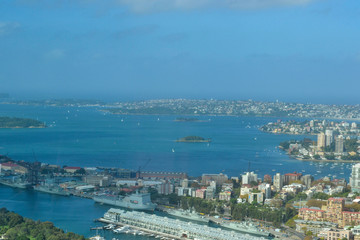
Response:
0,104,353,238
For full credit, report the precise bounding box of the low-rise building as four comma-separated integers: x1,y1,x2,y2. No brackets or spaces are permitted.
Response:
201,173,228,186
195,189,206,199
0,162,28,174
320,228,352,240
295,220,337,236
64,166,81,173
219,191,231,201
248,192,264,204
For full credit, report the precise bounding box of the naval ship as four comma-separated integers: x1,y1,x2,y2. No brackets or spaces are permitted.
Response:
0,177,31,189
166,209,209,223
93,191,157,211
33,179,70,196
219,221,271,237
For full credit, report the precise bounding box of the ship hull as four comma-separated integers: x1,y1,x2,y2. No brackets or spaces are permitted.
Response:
33,187,70,196
167,211,209,223
220,223,270,237
93,194,156,211
93,197,156,211
0,180,30,189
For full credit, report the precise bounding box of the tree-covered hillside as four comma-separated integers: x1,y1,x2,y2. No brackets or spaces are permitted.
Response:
0,208,86,240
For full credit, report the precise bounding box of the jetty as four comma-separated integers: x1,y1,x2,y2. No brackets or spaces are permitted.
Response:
98,208,264,240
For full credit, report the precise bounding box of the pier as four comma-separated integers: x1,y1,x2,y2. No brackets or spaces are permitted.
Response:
99,208,265,240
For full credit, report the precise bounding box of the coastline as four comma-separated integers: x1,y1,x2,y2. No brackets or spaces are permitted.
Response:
98,109,360,121
293,156,359,163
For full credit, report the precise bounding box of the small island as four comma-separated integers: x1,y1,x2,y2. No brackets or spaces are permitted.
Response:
174,117,210,122
176,136,211,143
175,117,200,122
0,117,46,128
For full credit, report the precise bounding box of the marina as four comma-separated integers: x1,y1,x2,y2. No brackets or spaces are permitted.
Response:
99,208,265,240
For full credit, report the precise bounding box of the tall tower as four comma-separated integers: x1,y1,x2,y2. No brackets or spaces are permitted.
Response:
325,130,334,147
326,198,345,226
317,132,325,150
273,173,283,191
335,135,344,153
350,163,360,193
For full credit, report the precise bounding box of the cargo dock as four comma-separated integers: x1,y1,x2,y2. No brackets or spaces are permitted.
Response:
98,208,265,240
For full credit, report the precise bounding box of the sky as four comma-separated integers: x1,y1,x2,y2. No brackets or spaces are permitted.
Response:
0,0,359,104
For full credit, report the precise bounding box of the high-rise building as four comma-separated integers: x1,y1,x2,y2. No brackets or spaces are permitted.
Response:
258,183,271,199
335,135,344,153
181,179,189,188
301,174,312,189
317,132,326,149
310,120,314,128
325,130,334,147
241,172,258,185
273,173,283,191
352,122,357,129
350,163,360,193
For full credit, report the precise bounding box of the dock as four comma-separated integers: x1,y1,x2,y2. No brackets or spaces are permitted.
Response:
99,208,265,240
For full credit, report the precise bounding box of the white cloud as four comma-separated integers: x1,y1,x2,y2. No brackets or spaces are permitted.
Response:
116,0,316,13
44,49,65,59
0,22,20,36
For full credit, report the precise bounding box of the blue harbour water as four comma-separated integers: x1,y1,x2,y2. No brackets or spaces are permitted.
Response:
0,104,353,238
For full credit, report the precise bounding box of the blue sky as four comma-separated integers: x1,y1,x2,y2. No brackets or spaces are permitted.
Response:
0,0,359,103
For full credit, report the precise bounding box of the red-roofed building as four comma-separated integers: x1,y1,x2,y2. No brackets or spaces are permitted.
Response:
263,174,272,183
284,172,302,185
0,162,28,174
195,189,206,199
299,208,325,221
299,197,360,227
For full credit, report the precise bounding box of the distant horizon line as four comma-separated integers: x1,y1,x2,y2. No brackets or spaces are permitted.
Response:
2,96,360,107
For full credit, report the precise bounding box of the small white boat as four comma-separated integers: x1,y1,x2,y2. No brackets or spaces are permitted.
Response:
89,236,105,240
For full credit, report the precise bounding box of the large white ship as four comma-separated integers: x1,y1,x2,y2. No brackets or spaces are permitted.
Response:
93,191,157,211
166,209,209,223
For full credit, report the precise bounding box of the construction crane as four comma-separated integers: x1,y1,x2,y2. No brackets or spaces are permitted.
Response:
137,158,151,179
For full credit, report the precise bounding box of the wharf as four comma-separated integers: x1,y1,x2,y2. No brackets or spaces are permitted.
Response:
101,208,264,240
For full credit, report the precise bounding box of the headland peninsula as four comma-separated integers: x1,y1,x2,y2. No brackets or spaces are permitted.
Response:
262,119,360,162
